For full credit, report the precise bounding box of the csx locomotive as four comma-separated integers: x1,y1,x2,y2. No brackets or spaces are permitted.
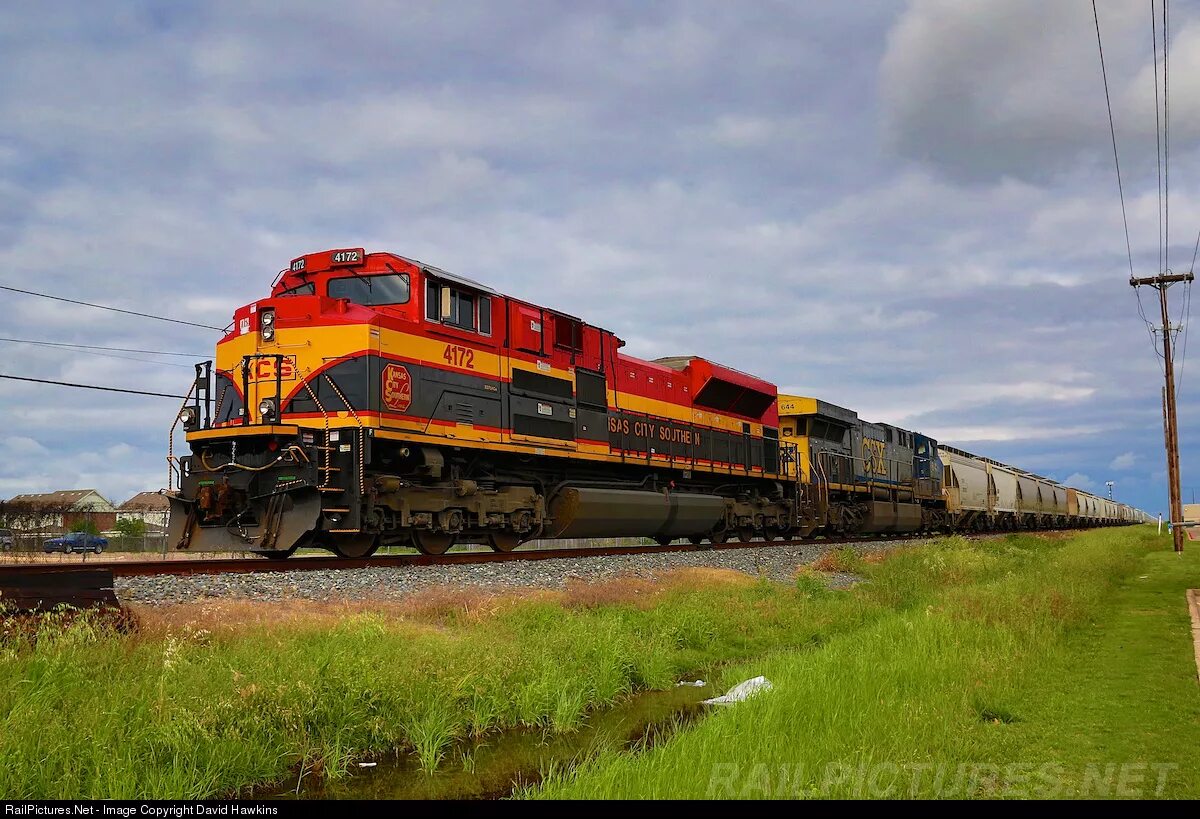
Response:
166,248,1145,558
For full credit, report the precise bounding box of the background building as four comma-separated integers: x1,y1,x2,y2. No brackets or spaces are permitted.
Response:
3,489,117,534
117,491,171,538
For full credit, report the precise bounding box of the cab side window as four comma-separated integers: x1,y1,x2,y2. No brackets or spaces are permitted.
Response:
426,277,491,336
425,279,439,321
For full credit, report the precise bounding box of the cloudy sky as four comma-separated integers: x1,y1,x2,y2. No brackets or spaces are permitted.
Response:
0,0,1196,515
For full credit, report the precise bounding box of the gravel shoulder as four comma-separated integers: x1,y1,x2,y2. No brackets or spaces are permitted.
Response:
115,538,933,606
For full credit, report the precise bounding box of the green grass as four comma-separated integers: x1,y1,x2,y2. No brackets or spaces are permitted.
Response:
4,526,1192,799
0,572,882,799
531,526,1200,799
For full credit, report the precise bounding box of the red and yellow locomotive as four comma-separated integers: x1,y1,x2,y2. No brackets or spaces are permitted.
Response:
167,249,803,557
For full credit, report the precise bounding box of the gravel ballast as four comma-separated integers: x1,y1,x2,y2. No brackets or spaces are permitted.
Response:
115,539,934,606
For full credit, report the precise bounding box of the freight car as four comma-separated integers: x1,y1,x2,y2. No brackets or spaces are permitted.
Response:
166,249,1145,557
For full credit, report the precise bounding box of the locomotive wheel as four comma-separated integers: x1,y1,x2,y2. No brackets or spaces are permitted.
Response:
688,535,706,546
654,536,674,546
709,528,729,545
259,547,298,560
333,534,379,559
486,532,522,553
412,530,456,555
736,527,755,543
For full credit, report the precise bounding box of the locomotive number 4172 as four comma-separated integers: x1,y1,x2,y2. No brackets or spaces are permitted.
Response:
443,344,475,369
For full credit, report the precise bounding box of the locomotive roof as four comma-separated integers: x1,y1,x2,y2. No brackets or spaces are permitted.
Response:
391,254,499,296
776,394,859,426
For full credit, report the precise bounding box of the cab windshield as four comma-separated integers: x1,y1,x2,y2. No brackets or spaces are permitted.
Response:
328,273,411,306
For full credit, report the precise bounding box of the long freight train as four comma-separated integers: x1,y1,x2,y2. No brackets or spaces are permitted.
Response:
166,249,1147,558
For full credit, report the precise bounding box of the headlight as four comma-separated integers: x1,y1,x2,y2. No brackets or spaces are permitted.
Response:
179,407,198,428
260,310,276,341
262,325,275,341
258,398,277,421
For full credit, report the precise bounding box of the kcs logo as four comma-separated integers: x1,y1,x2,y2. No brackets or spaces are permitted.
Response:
382,364,413,413
252,356,297,381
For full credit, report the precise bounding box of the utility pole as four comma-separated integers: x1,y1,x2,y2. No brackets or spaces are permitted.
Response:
1131,270,1194,553
1106,480,1115,501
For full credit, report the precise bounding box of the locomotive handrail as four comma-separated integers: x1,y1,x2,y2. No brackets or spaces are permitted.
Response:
323,372,366,497
166,378,198,493
300,372,333,488
816,450,914,494
238,353,285,426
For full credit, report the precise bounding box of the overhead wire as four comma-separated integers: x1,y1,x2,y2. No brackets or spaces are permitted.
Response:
1177,278,1192,390
0,374,190,400
0,284,225,331
0,338,204,369
1152,0,1163,274
1158,0,1193,394
1091,1,1137,281
0,337,203,357
1098,1,1163,368
1163,0,1170,273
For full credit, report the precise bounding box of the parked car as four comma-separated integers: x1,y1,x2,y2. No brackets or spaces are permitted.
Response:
43,531,107,554
0,529,13,551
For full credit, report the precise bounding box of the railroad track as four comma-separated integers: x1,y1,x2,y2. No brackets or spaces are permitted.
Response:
0,531,956,579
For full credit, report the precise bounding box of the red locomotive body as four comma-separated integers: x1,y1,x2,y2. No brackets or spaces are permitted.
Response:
169,250,801,556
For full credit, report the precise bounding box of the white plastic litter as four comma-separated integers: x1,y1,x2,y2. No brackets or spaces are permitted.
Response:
675,680,706,687
357,762,377,768
702,676,773,705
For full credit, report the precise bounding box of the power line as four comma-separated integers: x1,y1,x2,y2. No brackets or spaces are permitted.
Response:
0,284,225,331
0,337,203,358
1137,288,1167,371
1163,0,1170,273
1152,0,1163,274
0,339,199,370
1098,1,1159,364
1091,1,1136,279
1176,277,1192,390
0,374,189,400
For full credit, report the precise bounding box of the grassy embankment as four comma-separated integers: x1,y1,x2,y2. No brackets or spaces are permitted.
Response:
532,526,1200,799
1,526,1192,799
0,569,883,799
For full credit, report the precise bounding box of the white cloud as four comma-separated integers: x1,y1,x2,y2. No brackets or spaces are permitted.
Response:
0,1,1193,515
1109,451,1137,471
1063,473,1096,491
880,1,1200,183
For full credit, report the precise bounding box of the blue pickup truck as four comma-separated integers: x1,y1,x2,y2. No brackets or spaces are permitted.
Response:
43,531,107,554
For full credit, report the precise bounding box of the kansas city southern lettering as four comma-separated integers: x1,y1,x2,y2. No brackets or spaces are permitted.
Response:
608,416,702,446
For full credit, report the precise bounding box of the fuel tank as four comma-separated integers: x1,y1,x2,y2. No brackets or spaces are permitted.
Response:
546,487,727,540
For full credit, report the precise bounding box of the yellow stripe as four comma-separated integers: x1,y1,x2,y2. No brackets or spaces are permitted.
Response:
186,424,300,442
212,322,781,475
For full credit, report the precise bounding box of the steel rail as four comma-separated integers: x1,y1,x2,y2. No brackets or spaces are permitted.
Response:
0,531,966,579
